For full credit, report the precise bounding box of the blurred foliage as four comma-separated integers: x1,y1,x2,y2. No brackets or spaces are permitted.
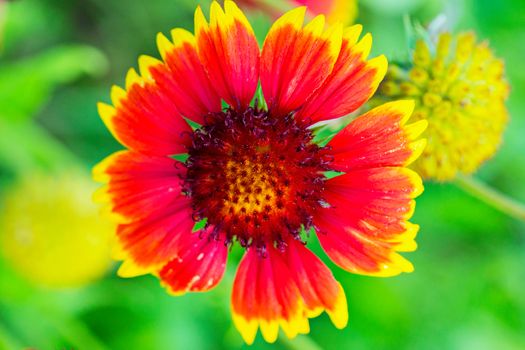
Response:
0,45,107,122
0,0,524,349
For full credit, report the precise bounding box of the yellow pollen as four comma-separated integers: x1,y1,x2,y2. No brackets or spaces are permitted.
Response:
222,159,287,217
373,31,509,181
186,107,328,248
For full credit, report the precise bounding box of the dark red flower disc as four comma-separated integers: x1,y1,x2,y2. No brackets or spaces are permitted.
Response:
184,107,332,253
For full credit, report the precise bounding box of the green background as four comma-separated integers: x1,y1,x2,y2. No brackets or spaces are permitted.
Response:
0,0,524,349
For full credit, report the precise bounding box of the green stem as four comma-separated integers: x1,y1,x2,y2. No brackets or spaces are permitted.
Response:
455,174,525,221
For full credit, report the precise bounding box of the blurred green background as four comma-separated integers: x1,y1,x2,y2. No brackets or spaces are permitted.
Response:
0,0,524,349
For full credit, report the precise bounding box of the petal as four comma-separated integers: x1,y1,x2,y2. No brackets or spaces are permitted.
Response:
315,166,423,276
261,7,343,117
114,199,194,273
93,151,194,272
194,1,260,109
284,239,348,329
231,247,306,344
159,229,228,295
155,29,222,123
98,56,194,156
93,151,185,223
230,240,348,344
293,0,358,25
296,27,387,123
328,100,427,172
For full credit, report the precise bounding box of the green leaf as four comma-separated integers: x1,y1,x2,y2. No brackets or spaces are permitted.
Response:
403,15,434,53
0,45,108,121
252,82,267,110
192,218,208,232
311,115,352,147
171,153,190,163
0,119,77,174
184,117,202,131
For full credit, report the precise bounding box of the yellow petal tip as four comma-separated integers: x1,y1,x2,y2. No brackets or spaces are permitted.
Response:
232,312,258,345
138,55,161,80
327,283,349,329
156,32,174,60
117,259,153,278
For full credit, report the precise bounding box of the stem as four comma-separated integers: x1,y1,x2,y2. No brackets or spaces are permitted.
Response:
455,174,525,221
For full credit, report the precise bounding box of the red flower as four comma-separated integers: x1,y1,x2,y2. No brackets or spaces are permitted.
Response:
94,1,426,344
237,0,358,26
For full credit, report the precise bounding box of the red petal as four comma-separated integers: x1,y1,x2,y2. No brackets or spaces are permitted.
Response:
315,166,423,276
296,27,387,123
93,151,193,271
328,100,427,171
93,151,185,222
159,229,228,295
115,198,194,269
194,1,259,109
284,239,347,328
231,240,348,344
98,56,193,157
260,7,343,117
231,247,305,344
156,29,222,123
294,0,356,25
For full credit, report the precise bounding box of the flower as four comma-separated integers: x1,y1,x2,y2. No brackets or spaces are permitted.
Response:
0,171,113,288
293,0,358,25
94,1,426,344
376,32,509,181
237,0,358,25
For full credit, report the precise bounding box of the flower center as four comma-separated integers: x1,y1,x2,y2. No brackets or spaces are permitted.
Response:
184,107,331,252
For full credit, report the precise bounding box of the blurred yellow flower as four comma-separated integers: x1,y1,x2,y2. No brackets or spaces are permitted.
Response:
376,32,509,181
0,171,113,288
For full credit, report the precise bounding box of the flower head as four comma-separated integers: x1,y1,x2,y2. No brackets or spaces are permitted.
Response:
94,1,425,344
1,172,113,288
376,32,509,181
